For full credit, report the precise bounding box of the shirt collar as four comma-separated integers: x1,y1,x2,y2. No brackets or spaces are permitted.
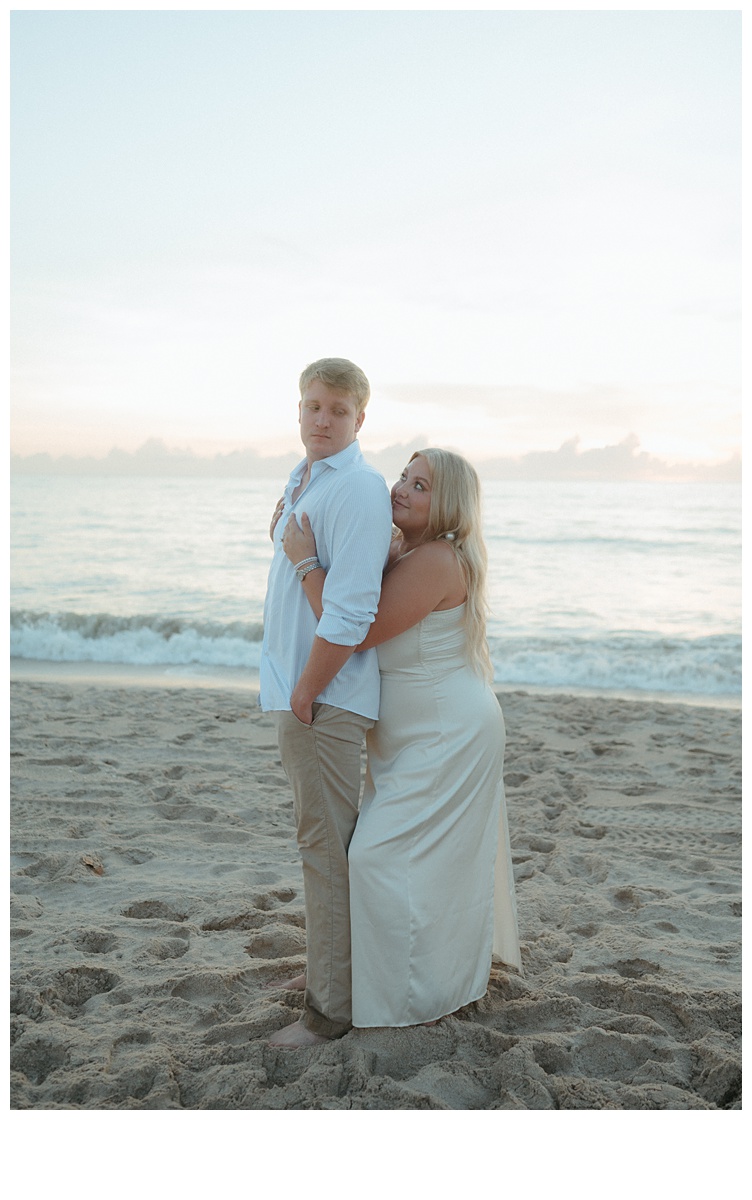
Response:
291,438,362,483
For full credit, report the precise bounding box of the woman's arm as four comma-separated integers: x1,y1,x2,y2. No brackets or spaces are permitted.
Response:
283,513,464,650
357,541,465,650
299,566,325,619
282,512,325,619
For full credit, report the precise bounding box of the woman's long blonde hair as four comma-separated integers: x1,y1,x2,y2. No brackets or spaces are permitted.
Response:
409,448,493,682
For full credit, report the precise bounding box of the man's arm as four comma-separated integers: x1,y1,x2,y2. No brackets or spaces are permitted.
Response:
290,470,393,722
290,637,356,725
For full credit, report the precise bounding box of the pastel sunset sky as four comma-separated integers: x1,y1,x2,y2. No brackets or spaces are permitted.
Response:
10,5,741,472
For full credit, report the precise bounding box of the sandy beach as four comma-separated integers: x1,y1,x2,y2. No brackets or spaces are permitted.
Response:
10,673,741,1111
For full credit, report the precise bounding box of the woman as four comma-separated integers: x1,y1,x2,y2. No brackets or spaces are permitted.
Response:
281,449,521,1027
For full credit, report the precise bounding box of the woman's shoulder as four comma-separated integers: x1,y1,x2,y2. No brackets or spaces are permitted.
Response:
412,539,458,563
397,539,462,580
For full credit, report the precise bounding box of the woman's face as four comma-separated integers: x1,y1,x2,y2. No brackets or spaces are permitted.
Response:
391,455,433,539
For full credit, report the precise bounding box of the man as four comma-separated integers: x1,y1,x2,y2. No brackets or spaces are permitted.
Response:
260,358,393,1047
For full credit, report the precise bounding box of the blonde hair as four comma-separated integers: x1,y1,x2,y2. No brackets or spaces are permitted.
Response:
299,358,370,415
409,448,493,682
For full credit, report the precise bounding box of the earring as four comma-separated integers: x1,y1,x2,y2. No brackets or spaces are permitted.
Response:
445,532,456,542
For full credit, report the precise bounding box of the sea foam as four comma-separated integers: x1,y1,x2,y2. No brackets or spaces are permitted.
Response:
488,632,740,698
10,610,265,670
10,609,740,699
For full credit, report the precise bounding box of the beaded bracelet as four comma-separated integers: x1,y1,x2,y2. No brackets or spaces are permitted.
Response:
296,560,321,582
293,555,319,571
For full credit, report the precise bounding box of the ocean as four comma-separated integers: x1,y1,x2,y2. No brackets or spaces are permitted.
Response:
10,474,741,705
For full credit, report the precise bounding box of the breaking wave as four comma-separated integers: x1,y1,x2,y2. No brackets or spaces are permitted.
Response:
10,609,740,699
488,631,740,699
10,610,265,670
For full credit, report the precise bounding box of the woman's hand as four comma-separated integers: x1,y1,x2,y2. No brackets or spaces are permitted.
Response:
283,512,318,566
269,496,285,541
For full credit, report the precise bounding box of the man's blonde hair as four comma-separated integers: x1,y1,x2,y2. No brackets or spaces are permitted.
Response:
299,358,370,415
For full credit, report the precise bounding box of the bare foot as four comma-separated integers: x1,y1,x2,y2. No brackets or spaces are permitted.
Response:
268,1019,329,1048
263,972,306,991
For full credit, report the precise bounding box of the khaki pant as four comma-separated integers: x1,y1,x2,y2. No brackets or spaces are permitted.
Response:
273,704,374,1038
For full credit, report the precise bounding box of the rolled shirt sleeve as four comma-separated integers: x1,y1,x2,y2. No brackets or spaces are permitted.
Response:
316,471,394,646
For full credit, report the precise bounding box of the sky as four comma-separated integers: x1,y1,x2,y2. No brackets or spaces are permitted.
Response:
10,5,742,472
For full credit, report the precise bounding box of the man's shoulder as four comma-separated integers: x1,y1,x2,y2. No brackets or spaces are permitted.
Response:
352,457,389,486
330,450,389,492
322,459,392,534
330,467,390,509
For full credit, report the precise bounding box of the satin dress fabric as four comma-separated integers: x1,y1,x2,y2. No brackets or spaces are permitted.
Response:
349,604,522,1028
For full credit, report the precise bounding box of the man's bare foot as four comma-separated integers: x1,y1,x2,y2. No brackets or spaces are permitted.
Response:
263,972,306,991
268,1019,329,1048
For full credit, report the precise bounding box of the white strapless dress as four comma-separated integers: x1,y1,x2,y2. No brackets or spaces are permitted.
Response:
348,604,521,1028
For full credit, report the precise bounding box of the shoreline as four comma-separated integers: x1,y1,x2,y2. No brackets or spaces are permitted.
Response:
10,673,741,1110
9,656,741,710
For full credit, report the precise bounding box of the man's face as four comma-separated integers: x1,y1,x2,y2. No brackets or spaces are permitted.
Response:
299,379,365,462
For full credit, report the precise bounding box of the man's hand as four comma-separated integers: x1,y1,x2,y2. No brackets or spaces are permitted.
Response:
290,683,314,726
290,637,357,725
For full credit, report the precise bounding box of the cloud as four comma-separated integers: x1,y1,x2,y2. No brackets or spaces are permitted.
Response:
10,440,299,479
375,381,741,464
10,435,740,483
477,435,741,482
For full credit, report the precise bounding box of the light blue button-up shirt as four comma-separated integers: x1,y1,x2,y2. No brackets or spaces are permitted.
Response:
260,440,393,719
